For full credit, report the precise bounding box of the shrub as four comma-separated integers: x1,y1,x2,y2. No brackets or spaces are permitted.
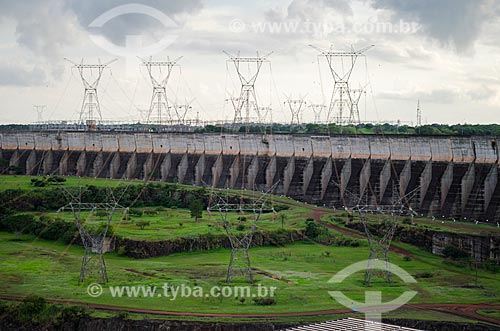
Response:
273,204,290,212
136,220,151,230
442,245,469,260
304,218,326,238
116,246,127,256
253,297,276,306
236,224,246,231
402,218,412,225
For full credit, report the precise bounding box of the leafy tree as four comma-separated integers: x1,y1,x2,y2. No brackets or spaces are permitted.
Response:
136,220,150,230
280,213,287,229
189,198,204,221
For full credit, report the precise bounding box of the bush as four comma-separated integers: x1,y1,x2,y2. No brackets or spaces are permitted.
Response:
57,305,90,322
136,220,151,230
253,297,276,306
236,224,246,231
273,204,290,212
143,210,159,216
116,246,127,256
304,218,326,238
442,245,469,260
414,272,434,279
402,218,412,225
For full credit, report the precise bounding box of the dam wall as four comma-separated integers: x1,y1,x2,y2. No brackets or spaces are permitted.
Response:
1,131,499,222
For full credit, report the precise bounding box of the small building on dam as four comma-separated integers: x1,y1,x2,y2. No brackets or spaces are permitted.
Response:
1,131,499,223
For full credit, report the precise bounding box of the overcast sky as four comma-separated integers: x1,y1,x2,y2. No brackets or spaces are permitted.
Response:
0,0,499,125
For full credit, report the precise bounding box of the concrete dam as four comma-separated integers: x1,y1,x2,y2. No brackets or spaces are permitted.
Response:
1,131,499,222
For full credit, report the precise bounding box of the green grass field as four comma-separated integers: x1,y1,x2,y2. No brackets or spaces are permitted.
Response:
0,174,499,324
0,231,498,315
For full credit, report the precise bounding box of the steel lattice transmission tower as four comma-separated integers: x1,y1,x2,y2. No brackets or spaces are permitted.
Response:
141,56,182,125
59,196,127,284
308,104,326,124
224,51,273,125
285,98,307,126
416,100,422,127
34,105,47,123
350,184,419,286
173,98,194,123
310,44,373,125
349,89,365,125
208,184,277,283
65,58,117,124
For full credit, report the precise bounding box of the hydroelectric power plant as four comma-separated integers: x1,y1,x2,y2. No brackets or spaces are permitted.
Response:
1,130,499,223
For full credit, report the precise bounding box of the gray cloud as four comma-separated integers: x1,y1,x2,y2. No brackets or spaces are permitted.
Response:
287,0,353,19
0,0,203,80
371,0,500,53
67,0,203,45
0,64,47,86
378,86,496,104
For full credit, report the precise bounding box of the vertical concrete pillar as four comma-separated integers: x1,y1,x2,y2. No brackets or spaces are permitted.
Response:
9,150,20,168
419,161,432,207
26,150,37,175
195,153,206,186
266,154,277,191
484,164,497,212
177,153,189,184
160,153,171,182
360,159,371,198
110,153,120,179
399,160,412,198
229,154,240,189
92,152,103,177
41,150,53,175
379,160,391,202
58,151,69,176
441,162,454,208
340,157,352,200
211,153,223,187
320,157,333,200
76,151,86,177
283,155,295,195
124,152,137,179
461,163,475,213
143,153,154,180
247,155,259,189
302,156,314,196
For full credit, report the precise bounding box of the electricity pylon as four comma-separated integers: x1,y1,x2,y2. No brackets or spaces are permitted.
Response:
141,56,182,125
224,51,272,125
65,58,117,124
34,105,47,123
58,186,128,284
208,184,278,283
173,98,194,123
310,44,374,125
308,103,326,124
285,97,306,126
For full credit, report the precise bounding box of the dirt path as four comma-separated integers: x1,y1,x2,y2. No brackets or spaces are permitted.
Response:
0,295,498,324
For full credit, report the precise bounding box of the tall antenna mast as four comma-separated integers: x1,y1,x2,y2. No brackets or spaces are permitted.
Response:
310,44,374,125
285,97,306,126
34,105,47,123
416,100,422,127
141,56,182,125
224,51,273,126
65,58,117,125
